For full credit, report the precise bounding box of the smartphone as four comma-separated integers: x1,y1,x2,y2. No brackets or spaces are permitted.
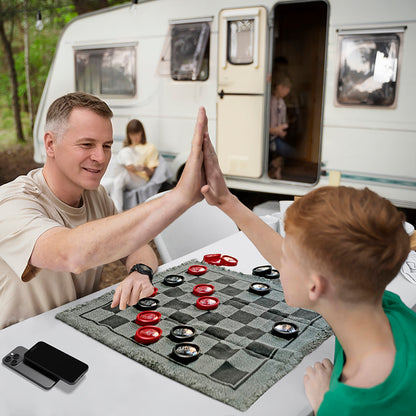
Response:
23,341,89,385
2,346,58,390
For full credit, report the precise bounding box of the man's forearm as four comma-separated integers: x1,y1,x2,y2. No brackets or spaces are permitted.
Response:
31,189,189,273
31,107,207,274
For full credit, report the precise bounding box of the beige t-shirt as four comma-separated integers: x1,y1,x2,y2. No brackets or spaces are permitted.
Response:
0,168,116,329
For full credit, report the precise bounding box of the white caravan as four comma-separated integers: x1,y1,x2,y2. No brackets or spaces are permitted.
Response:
33,0,416,208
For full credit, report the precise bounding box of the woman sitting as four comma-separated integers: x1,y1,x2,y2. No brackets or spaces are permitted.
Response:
110,119,159,211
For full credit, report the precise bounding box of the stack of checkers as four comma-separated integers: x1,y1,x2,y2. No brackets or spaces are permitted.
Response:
56,259,332,411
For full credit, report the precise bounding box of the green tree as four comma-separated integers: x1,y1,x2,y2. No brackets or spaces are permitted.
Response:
0,0,24,141
0,0,126,144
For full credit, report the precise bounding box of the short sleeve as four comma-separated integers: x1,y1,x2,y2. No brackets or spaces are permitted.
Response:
145,143,159,169
0,187,62,279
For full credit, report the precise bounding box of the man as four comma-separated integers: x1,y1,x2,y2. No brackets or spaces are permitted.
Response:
0,92,207,329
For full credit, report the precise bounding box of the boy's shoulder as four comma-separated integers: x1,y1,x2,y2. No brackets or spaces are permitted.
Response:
318,290,416,416
383,290,416,322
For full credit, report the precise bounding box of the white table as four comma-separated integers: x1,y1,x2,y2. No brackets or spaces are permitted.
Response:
1,231,415,416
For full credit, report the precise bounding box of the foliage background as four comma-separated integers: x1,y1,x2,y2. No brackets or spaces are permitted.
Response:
0,0,127,148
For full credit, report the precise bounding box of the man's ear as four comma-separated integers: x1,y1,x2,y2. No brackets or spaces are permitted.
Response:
44,132,56,157
308,273,328,302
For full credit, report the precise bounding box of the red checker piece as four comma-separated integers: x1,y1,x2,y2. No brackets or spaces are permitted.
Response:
196,296,220,310
203,253,222,265
134,326,162,344
150,287,158,297
188,265,208,276
193,284,215,297
135,311,161,326
220,255,238,266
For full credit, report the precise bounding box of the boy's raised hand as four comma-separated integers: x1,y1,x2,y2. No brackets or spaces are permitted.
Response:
201,133,232,208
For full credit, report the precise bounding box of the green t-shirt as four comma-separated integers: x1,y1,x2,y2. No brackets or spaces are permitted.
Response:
318,291,416,416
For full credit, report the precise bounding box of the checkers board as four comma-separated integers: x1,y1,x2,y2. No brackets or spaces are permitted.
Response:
56,260,332,411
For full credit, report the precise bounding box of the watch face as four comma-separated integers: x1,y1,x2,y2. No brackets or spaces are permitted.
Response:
131,263,153,278
138,264,152,274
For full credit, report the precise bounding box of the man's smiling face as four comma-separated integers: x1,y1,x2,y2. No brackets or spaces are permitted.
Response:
52,107,113,196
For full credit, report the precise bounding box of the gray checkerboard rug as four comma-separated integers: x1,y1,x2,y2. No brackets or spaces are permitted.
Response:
56,260,332,411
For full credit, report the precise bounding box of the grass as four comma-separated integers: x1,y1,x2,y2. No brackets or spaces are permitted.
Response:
0,102,32,150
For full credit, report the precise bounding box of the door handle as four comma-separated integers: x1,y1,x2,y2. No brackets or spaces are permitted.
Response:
217,90,264,99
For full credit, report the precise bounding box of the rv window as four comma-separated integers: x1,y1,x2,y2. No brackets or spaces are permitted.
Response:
336,33,400,106
170,22,210,81
75,46,136,97
227,19,254,65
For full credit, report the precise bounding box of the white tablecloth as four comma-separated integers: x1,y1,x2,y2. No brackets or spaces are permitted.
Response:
1,232,415,416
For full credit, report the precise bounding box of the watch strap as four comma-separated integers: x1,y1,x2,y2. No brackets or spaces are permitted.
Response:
129,263,153,283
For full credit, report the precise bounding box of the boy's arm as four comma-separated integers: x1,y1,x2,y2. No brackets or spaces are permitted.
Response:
29,107,207,274
201,135,283,270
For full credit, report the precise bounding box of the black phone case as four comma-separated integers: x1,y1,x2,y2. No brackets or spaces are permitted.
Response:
2,346,58,390
23,341,88,385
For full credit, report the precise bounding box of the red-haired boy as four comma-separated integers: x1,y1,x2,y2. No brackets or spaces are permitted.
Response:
201,134,415,415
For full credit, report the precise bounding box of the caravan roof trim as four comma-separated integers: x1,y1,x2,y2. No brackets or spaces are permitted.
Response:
168,16,214,25
73,42,138,51
337,26,407,35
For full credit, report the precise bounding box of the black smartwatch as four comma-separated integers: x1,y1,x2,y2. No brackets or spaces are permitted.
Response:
129,263,153,283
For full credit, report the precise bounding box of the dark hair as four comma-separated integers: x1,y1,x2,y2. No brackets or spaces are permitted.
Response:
271,72,292,91
285,186,410,303
45,92,113,139
124,119,147,146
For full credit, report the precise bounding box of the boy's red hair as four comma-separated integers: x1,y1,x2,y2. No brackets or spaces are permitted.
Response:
285,187,410,302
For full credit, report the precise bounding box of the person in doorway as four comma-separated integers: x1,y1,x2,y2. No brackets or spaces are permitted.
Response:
0,92,207,329
269,73,294,179
200,129,415,415
110,119,159,211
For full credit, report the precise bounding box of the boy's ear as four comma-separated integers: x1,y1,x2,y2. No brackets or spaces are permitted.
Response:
308,273,328,302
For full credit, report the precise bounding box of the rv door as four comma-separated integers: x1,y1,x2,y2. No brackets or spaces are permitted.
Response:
217,7,267,178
